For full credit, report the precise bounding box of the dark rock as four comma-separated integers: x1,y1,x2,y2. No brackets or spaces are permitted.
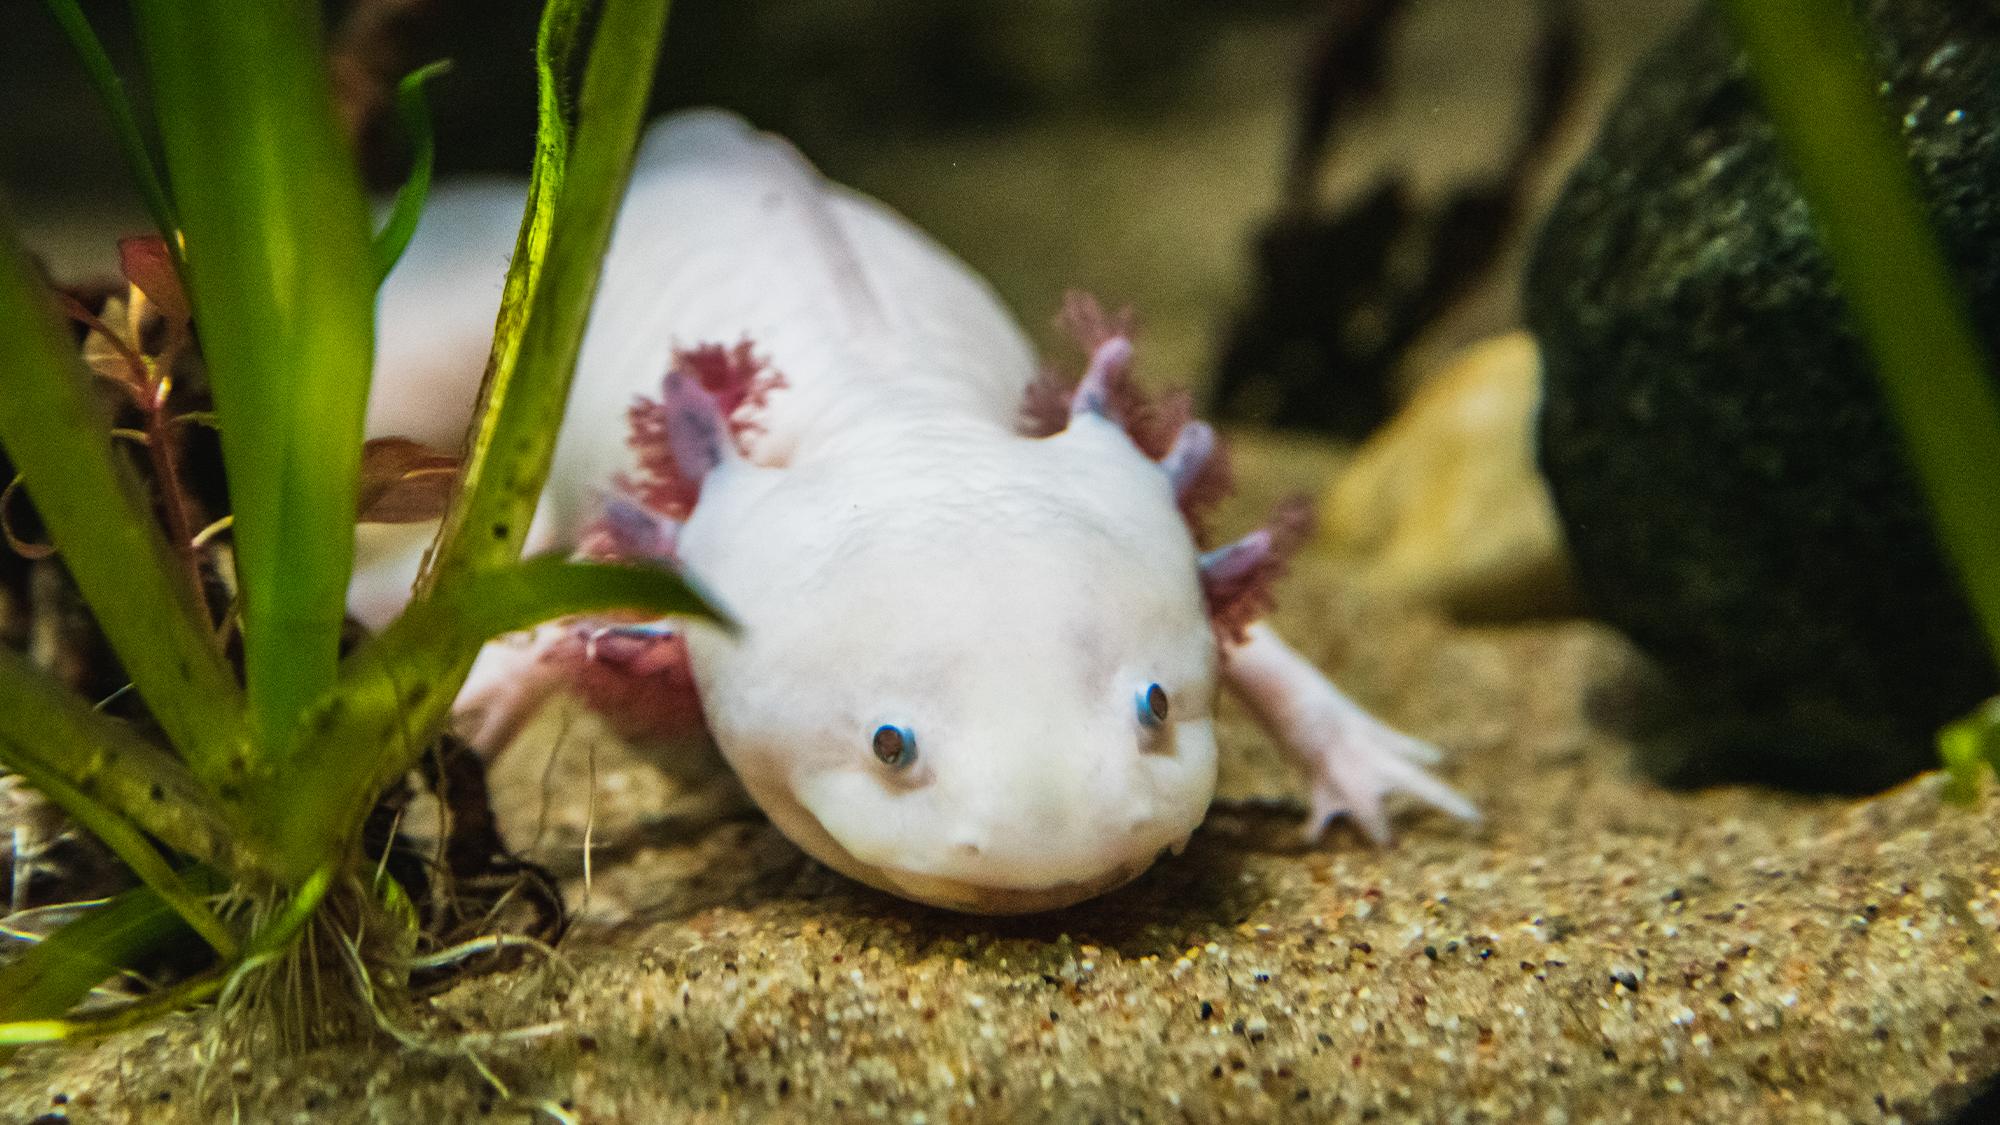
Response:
1525,0,2000,792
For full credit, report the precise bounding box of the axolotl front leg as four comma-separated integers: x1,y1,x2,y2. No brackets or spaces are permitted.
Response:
1195,524,1478,842
1223,622,1476,843
448,372,725,756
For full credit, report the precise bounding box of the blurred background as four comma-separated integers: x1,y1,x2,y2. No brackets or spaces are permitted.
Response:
0,0,1693,411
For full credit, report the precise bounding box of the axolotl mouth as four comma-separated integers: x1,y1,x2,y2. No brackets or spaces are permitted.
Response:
879,867,1143,915
751,765,1198,912
872,845,1181,915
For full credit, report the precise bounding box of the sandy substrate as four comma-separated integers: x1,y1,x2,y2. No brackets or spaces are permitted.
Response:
6,430,2000,1123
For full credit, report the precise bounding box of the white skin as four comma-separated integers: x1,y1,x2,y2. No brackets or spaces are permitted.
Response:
358,111,1476,914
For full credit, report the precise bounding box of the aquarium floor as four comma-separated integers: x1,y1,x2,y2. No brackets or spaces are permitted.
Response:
3,431,1995,1124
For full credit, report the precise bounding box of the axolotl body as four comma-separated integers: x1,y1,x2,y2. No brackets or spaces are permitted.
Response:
356,110,1475,914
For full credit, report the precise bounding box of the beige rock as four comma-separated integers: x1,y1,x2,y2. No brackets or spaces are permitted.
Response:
1320,331,1575,620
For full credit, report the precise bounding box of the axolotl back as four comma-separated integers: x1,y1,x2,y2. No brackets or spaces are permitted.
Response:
360,110,1475,914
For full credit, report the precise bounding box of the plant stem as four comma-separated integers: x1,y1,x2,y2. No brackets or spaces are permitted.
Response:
0,647,241,873
139,370,209,623
1717,0,2000,672
0,736,236,957
0,219,248,791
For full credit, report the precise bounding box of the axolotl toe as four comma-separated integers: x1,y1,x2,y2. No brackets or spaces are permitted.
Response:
356,109,1477,914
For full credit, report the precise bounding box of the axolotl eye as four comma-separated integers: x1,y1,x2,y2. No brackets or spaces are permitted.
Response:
872,724,917,769
1137,683,1170,729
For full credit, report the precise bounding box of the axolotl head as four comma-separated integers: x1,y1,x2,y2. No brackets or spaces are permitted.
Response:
676,414,1219,913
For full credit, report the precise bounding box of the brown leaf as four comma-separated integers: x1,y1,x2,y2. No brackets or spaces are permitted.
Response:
357,437,460,523
118,236,189,328
59,292,148,399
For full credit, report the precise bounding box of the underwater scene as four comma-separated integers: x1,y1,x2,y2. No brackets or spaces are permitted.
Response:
3,0,2000,1120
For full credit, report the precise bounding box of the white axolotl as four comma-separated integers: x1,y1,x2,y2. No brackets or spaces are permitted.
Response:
354,109,1476,914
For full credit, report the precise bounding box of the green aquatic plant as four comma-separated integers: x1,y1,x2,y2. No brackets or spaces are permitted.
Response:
0,0,703,1044
1715,0,2000,800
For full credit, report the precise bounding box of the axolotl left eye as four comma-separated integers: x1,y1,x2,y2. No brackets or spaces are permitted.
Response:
1137,683,1169,729
872,723,917,769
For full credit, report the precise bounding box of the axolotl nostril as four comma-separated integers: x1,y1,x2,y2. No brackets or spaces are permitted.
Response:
354,109,1477,914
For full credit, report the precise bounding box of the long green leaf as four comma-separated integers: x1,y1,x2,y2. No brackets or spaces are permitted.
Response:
0,740,237,958
129,0,378,762
0,216,249,793
420,0,673,592
372,60,453,289
0,647,240,880
418,0,585,558
0,966,225,1046
0,867,222,1025
1718,0,2000,668
273,556,724,881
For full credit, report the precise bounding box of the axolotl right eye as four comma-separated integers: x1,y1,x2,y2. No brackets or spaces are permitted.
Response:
872,724,917,769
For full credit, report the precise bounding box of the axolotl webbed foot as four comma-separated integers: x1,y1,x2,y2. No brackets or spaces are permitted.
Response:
453,618,705,757
1223,621,1479,844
